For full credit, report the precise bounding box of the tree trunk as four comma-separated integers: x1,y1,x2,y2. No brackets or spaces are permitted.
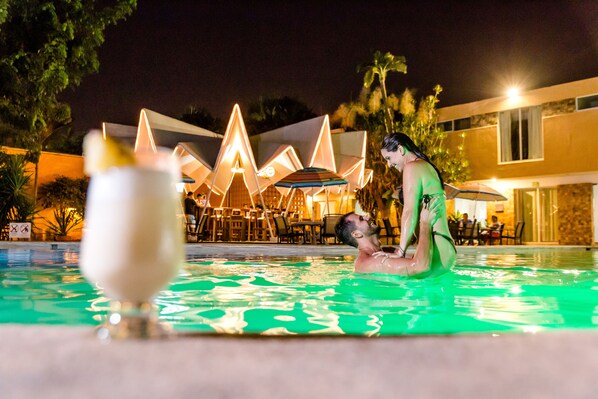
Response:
33,161,39,207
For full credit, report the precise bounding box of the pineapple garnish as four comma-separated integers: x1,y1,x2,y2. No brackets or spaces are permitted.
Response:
83,131,136,175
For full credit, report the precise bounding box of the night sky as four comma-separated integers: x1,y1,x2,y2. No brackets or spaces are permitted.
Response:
61,0,598,132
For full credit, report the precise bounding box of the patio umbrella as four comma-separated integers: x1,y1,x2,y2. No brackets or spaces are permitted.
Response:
274,167,347,189
455,183,507,201
455,183,507,221
181,173,195,183
275,168,347,219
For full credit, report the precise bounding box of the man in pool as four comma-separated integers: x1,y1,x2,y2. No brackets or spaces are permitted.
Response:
335,196,455,277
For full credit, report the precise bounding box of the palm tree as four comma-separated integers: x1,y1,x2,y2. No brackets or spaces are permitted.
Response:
358,51,407,134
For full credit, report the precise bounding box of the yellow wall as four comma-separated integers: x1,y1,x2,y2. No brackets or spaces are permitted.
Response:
1,147,85,240
446,108,598,181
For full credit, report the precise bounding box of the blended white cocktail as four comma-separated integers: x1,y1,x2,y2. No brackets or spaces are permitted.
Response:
80,140,183,339
81,167,182,303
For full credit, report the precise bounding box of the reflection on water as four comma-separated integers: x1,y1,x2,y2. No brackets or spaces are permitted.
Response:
0,248,597,335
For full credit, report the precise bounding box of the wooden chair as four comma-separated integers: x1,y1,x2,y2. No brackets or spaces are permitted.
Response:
448,221,461,245
283,215,304,242
228,215,246,241
379,218,400,245
460,219,478,245
187,213,209,242
321,214,342,244
502,221,525,244
489,223,505,245
273,216,302,243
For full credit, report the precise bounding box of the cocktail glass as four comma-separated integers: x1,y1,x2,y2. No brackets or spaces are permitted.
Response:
80,149,183,339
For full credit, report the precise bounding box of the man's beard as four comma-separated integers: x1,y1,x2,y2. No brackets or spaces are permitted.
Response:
369,224,381,236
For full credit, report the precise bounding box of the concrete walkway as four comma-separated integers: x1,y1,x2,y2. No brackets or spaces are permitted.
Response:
1,325,596,399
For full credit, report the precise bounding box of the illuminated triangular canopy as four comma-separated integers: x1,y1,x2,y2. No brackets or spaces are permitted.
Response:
105,106,370,205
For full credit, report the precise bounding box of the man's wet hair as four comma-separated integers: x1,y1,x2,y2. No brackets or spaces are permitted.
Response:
335,213,358,248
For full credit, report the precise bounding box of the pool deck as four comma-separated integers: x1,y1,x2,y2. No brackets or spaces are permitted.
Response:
2,242,597,398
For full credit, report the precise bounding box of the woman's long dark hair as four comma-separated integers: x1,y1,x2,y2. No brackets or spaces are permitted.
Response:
381,132,444,188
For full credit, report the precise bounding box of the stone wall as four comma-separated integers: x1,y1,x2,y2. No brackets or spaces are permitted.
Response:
557,183,593,245
543,98,576,117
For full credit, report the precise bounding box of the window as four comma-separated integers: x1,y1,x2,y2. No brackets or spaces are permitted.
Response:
453,117,471,131
438,120,453,132
437,117,470,132
576,94,598,111
498,106,542,162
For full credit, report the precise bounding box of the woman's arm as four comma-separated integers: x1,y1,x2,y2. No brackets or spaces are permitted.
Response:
398,162,423,255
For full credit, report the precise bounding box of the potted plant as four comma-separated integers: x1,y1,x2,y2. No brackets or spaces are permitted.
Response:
38,176,88,241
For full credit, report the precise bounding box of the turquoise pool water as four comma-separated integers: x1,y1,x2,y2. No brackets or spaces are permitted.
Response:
1,246,597,335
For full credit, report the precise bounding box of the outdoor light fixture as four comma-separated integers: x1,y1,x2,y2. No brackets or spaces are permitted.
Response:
507,87,520,98
231,159,245,174
257,166,275,178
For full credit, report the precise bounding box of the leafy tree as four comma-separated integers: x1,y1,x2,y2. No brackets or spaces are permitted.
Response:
38,175,88,237
0,0,136,200
245,96,317,135
179,105,224,134
0,152,37,239
0,1,8,26
332,51,469,215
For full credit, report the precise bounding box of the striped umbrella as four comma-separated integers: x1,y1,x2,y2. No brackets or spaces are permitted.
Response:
181,173,195,183
274,167,347,189
275,168,347,220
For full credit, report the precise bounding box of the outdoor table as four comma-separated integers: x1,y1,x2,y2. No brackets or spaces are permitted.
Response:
291,221,324,245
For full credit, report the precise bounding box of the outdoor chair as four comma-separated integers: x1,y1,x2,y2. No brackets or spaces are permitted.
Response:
228,215,246,241
460,219,478,245
273,216,302,243
283,215,304,242
321,214,342,244
448,221,461,245
187,213,209,242
489,223,505,245
502,221,525,245
379,218,400,245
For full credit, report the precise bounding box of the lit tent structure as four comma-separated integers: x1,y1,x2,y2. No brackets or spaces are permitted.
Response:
134,108,223,152
250,115,337,202
102,122,138,147
331,130,372,212
251,115,335,215
103,106,371,231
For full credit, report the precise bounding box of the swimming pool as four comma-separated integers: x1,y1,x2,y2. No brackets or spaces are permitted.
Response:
1,244,597,335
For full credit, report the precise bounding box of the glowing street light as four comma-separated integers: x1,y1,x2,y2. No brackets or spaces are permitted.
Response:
507,87,520,98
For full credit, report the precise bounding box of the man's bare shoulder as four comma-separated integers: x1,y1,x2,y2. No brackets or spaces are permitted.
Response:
354,251,378,273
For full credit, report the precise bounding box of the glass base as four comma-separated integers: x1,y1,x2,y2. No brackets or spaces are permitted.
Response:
96,301,172,341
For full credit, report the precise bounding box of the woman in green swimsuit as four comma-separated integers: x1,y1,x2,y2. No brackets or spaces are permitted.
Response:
380,133,456,274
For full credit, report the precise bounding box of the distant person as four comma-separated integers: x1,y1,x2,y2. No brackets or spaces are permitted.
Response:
184,191,197,224
197,193,210,208
335,196,455,277
480,215,500,244
380,133,456,269
460,213,473,228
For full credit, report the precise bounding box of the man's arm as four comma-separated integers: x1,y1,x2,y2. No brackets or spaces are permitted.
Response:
356,217,434,276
